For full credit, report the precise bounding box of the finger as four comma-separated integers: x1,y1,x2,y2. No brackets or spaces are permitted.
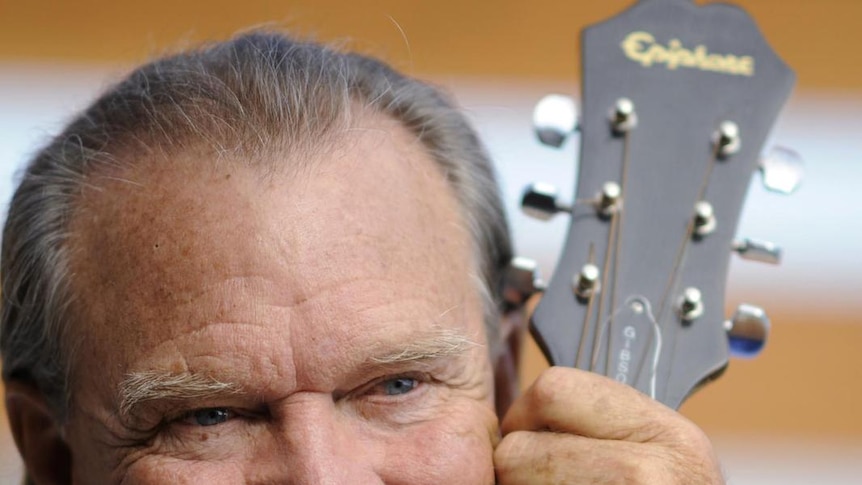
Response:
494,430,659,485
501,367,695,443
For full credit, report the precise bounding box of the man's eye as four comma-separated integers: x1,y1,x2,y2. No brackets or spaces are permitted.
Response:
183,408,234,427
375,377,418,396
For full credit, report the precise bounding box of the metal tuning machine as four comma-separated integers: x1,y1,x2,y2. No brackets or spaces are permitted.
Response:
759,146,804,194
533,94,578,148
503,257,545,309
725,304,770,358
732,238,782,265
521,182,572,220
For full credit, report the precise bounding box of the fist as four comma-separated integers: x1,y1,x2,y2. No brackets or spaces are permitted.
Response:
494,367,724,484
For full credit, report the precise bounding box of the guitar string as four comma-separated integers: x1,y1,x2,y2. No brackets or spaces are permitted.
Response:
656,141,720,320
604,131,632,376
590,199,618,372
636,140,721,388
590,129,630,373
574,242,597,368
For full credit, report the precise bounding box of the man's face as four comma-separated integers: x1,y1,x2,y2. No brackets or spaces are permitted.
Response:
63,114,499,483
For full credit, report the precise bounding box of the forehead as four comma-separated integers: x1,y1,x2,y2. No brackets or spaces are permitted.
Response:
66,113,482,390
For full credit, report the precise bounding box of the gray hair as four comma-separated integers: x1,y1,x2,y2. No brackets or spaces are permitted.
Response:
0,32,512,419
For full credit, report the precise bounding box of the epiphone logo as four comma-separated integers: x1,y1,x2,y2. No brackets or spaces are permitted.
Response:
621,31,755,77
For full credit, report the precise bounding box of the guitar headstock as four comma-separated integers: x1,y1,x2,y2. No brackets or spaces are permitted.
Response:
520,0,797,409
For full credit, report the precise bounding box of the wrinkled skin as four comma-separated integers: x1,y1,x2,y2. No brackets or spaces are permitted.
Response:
6,113,723,484
59,114,496,484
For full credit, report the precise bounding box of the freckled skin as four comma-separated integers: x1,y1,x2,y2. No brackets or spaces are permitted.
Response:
62,114,498,484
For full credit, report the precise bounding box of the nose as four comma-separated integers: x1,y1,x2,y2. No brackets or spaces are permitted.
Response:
268,395,382,485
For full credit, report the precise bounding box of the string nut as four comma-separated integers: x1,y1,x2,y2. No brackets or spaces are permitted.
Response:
610,97,638,134
573,263,601,300
714,121,741,157
678,287,704,322
693,201,717,237
597,181,622,218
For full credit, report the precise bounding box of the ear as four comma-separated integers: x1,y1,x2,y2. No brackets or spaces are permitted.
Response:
492,306,528,418
5,381,72,485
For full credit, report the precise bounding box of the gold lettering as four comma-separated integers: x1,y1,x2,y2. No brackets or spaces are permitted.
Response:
620,31,755,77
621,31,656,67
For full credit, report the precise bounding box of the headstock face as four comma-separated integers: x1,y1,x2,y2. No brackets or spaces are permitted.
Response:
528,0,795,409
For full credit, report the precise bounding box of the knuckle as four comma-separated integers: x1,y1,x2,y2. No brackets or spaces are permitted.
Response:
665,418,714,456
494,430,533,466
494,431,530,462
629,415,672,442
625,426,722,485
607,452,668,485
527,366,569,407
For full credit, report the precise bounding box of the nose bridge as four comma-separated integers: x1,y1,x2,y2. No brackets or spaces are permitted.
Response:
272,395,379,485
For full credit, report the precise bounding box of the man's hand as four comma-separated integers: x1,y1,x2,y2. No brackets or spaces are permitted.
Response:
494,367,724,484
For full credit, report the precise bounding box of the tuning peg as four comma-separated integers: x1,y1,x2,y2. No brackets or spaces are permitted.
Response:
533,94,578,148
521,182,572,220
714,121,741,157
759,146,803,194
732,238,782,265
502,256,545,308
610,98,637,134
725,304,770,358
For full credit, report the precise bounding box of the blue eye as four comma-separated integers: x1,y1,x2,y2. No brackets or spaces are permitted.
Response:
190,408,232,426
381,377,417,396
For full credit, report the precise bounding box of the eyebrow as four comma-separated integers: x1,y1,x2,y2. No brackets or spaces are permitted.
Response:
117,328,479,418
369,328,479,364
117,370,242,417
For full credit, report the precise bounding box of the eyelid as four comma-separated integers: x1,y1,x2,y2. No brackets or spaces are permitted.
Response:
164,403,267,428
353,371,431,400
174,408,236,427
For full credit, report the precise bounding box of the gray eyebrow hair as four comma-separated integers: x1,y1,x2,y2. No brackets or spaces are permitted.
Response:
118,371,242,417
117,329,480,417
369,328,480,364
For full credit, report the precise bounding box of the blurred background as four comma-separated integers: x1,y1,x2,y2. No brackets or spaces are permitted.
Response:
0,0,860,483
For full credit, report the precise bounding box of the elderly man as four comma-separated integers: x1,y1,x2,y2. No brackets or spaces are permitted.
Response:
2,32,722,483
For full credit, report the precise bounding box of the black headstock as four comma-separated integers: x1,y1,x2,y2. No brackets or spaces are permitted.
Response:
522,0,796,409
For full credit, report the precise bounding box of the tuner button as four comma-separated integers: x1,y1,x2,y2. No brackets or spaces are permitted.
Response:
597,181,622,217
502,257,545,308
573,263,601,300
693,201,717,237
533,94,578,148
759,146,804,194
521,182,571,220
714,120,741,157
732,238,782,265
725,304,770,358
678,287,704,322
610,98,638,135
610,97,638,134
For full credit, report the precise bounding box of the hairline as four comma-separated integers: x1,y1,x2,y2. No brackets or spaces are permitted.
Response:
1,31,512,423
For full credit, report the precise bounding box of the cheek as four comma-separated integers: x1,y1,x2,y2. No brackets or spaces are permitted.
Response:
119,459,245,485
375,403,498,485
